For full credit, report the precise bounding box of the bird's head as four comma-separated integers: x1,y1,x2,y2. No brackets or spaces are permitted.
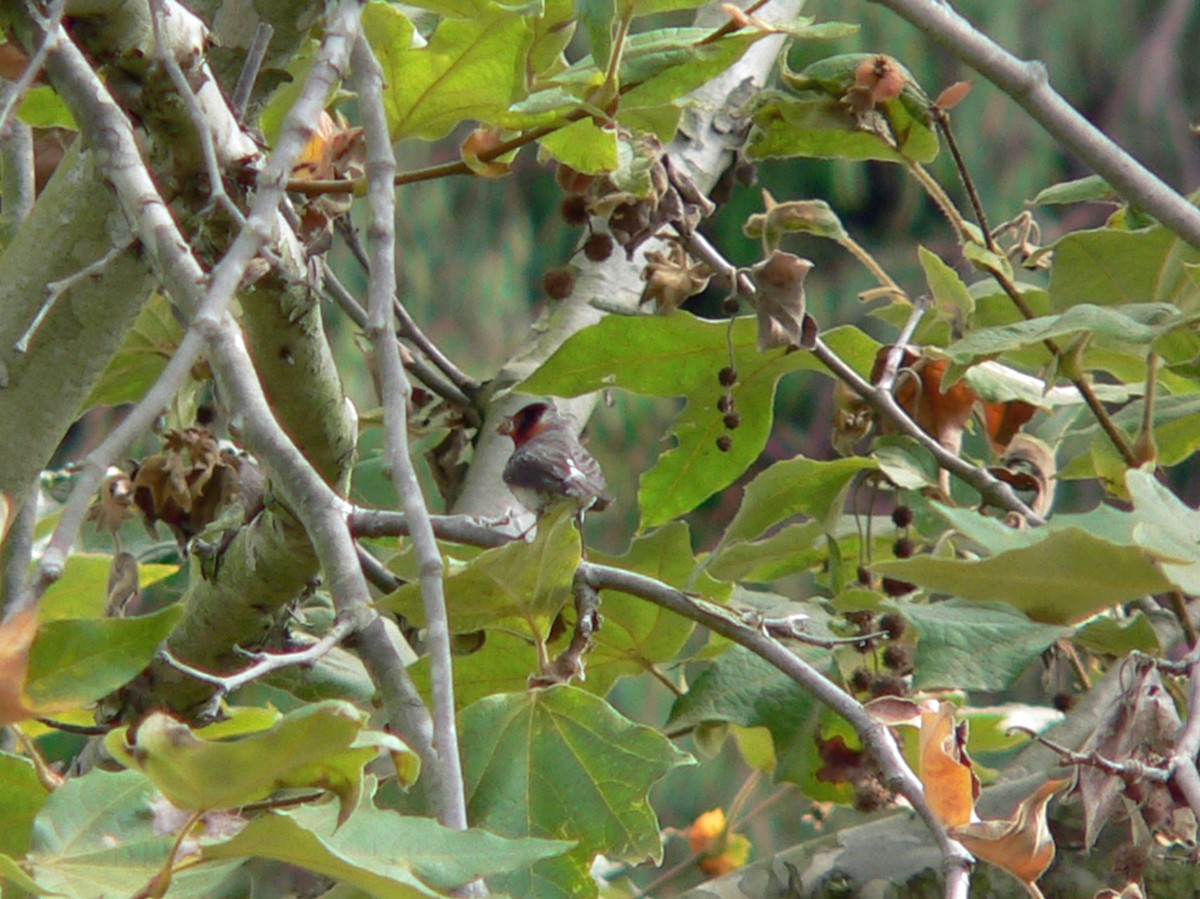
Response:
498,402,555,447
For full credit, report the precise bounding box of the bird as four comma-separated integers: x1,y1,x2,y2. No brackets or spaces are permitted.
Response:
498,402,613,528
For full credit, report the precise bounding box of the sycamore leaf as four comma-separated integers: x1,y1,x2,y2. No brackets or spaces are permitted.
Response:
520,314,878,528
873,529,1171,625
379,504,579,639
950,778,1071,899
462,687,692,898
204,779,571,895
105,701,413,821
0,753,48,857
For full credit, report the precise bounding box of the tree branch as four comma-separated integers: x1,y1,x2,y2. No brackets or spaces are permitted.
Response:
867,0,1200,248
352,34,471,836
579,561,974,897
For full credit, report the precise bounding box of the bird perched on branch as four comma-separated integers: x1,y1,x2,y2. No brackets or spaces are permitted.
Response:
499,402,612,527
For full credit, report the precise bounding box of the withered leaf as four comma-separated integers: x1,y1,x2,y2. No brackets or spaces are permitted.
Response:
919,701,979,828
85,472,135,534
639,244,712,314
751,251,817,351
0,607,39,724
951,777,1071,899
1075,659,1181,849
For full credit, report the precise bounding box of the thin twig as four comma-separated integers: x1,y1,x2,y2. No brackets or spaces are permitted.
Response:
580,561,974,890
352,34,473,839
231,22,274,122
875,296,930,393
680,228,1040,523
158,614,357,694
149,0,248,228
14,238,135,353
0,0,64,135
334,220,480,399
321,262,474,409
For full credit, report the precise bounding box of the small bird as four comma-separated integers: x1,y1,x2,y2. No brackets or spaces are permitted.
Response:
499,402,613,526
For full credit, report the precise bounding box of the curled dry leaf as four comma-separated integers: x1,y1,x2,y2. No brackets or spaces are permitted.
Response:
871,347,1036,458
751,251,817,350
918,700,979,828
950,777,1071,899
460,127,513,179
85,471,135,535
1075,658,1183,850
990,434,1057,519
131,428,256,552
831,379,874,456
106,552,141,618
743,190,848,252
0,606,39,724
639,244,712,314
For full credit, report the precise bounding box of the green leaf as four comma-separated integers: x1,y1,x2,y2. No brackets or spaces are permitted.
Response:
873,528,1171,624
410,630,542,709
667,645,831,789
83,293,183,409
1049,225,1200,312
1029,174,1118,207
1073,612,1160,656
584,523,727,694
919,246,974,332
0,854,46,895
537,117,619,174
104,701,412,817
379,504,580,638
17,85,75,128
24,770,172,898
1127,468,1200,593
575,0,616,74
204,779,571,896
708,521,828,582
943,304,1199,365
462,687,692,898
521,315,878,527
0,752,48,857
748,54,938,164
905,600,1070,691
25,605,183,712
368,2,534,140
40,552,177,621
619,29,764,111
726,455,877,542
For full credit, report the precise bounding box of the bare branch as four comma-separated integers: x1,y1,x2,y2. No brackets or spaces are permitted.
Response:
158,613,358,696
0,0,63,135
352,34,472,836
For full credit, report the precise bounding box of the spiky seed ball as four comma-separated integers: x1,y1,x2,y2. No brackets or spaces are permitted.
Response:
583,232,614,261
542,266,576,300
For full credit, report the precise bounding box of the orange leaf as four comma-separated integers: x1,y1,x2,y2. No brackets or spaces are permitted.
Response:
951,777,1071,897
919,701,978,828
0,607,40,724
982,399,1037,454
687,808,727,856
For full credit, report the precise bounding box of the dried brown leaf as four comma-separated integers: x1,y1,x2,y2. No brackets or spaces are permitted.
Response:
951,777,1071,898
